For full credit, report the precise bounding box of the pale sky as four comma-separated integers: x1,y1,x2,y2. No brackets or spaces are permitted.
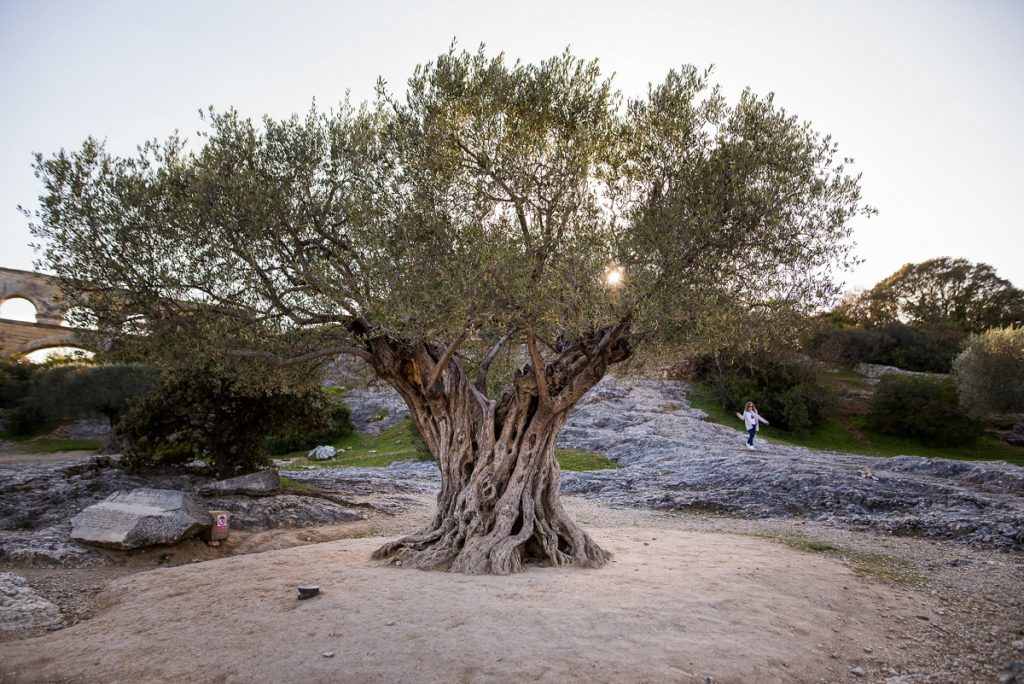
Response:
1,0,1022,293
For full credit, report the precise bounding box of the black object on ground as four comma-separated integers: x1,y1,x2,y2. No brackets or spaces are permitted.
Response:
297,585,320,600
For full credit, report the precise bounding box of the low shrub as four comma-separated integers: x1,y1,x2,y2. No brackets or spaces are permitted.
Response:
807,321,964,373
697,357,829,434
953,327,1024,416
29,363,158,429
118,365,337,477
264,395,355,454
4,403,51,436
0,361,38,410
866,374,982,446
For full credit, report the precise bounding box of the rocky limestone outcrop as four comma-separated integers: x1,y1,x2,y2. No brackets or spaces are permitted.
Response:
0,572,64,637
2,376,1022,569
0,528,108,568
343,386,409,434
0,456,198,567
197,494,363,530
557,379,1023,549
0,457,367,566
197,469,281,497
293,379,1024,549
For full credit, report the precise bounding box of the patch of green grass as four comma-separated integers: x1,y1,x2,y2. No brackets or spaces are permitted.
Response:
555,449,621,471
685,382,739,426
687,380,1024,466
759,532,838,553
668,505,732,517
755,532,924,587
849,553,925,587
279,418,430,469
5,437,103,453
773,416,1024,465
279,476,331,497
0,421,61,441
277,420,619,471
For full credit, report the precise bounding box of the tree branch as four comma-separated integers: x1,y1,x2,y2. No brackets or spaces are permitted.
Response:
475,329,513,394
426,329,469,390
227,345,372,365
525,330,550,406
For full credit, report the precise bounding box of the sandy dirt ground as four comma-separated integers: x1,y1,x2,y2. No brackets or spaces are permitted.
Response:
2,494,1021,683
2,527,915,684
0,512,984,684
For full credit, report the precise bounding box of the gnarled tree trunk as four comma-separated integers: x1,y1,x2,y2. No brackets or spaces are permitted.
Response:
366,329,627,574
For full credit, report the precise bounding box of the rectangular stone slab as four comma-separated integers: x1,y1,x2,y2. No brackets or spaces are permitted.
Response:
70,488,210,550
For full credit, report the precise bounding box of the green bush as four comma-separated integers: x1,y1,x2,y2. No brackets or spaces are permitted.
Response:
5,403,51,437
1,362,157,443
29,363,158,429
0,361,38,410
697,357,829,434
264,394,355,454
807,321,964,373
953,327,1024,416
118,365,337,477
867,374,982,446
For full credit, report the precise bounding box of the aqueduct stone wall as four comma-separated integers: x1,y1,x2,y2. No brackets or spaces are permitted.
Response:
0,267,84,357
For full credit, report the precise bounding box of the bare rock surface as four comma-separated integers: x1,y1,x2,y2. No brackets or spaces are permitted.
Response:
343,386,409,434
49,417,110,441
0,456,196,567
0,457,367,567
0,456,196,531
297,378,1024,550
286,461,439,497
557,379,1023,549
0,572,64,638
0,529,109,568
197,494,363,530
69,489,210,550
196,469,281,497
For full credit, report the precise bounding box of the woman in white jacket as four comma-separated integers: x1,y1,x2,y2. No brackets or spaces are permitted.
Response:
736,401,769,449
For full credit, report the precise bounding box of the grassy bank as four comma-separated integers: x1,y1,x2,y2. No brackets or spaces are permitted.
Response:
0,432,103,454
277,418,619,472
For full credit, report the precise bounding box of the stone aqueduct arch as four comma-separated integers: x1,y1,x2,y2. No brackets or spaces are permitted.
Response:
0,266,87,358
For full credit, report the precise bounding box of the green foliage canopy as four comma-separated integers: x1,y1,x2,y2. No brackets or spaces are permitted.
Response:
953,327,1024,416
117,363,340,476
840,258,1024,332
27,46,870,388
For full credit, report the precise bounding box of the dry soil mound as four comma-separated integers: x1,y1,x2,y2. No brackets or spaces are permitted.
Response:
0,527,921,683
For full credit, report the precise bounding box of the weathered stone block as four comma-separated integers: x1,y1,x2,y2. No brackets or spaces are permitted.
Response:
70,488,209,550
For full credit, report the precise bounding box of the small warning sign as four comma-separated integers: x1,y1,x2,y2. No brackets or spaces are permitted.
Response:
206,510,231,541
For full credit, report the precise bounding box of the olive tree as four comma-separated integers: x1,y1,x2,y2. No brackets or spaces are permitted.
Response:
954,327,1024,416
27,47,869,574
